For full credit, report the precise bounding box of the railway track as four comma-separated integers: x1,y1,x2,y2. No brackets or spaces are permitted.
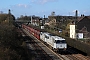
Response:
19,29,53,60
28,37,52,60
60,46,90,60
64,54,90,60
17,28,90,60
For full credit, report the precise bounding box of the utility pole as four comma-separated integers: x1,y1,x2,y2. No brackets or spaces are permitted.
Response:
31,16,32,24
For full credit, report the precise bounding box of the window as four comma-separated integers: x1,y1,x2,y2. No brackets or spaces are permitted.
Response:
55,40,66,43
40,33,42,35
45,35,49,39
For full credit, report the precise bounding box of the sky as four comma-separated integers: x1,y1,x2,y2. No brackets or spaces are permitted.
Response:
0,0,90,18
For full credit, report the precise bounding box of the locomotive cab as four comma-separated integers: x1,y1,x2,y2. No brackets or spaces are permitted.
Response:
51,36,67,50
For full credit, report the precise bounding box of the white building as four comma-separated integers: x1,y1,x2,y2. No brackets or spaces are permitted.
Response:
70,25,76,39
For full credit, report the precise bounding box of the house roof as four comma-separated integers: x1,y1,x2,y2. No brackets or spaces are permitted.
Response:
77,16,90,22
77,16,90,32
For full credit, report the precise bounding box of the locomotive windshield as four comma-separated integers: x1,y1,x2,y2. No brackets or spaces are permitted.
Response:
45,35,49,39
55,40,66,43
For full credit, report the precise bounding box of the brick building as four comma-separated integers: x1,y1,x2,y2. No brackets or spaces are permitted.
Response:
77,16,90,38
77,16,90,32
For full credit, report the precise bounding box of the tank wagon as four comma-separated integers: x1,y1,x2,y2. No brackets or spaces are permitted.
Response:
22,24,67,51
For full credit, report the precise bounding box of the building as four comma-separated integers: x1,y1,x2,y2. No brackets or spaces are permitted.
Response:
77,16,90,38
48,15,75,29
77,16,90,32
31,16,40,26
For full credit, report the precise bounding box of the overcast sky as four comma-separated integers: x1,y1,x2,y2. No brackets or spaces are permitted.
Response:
0,0,90,18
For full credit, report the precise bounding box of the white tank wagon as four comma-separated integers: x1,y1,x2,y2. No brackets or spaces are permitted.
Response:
40,32,50,42
40,32,45,41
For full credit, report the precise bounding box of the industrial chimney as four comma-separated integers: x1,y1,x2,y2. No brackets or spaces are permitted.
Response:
31,16,32,24
74,10,78,24
75,10,78,19
44,15,45,18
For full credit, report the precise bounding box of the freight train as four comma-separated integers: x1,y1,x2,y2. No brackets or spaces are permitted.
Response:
22,24,67,51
